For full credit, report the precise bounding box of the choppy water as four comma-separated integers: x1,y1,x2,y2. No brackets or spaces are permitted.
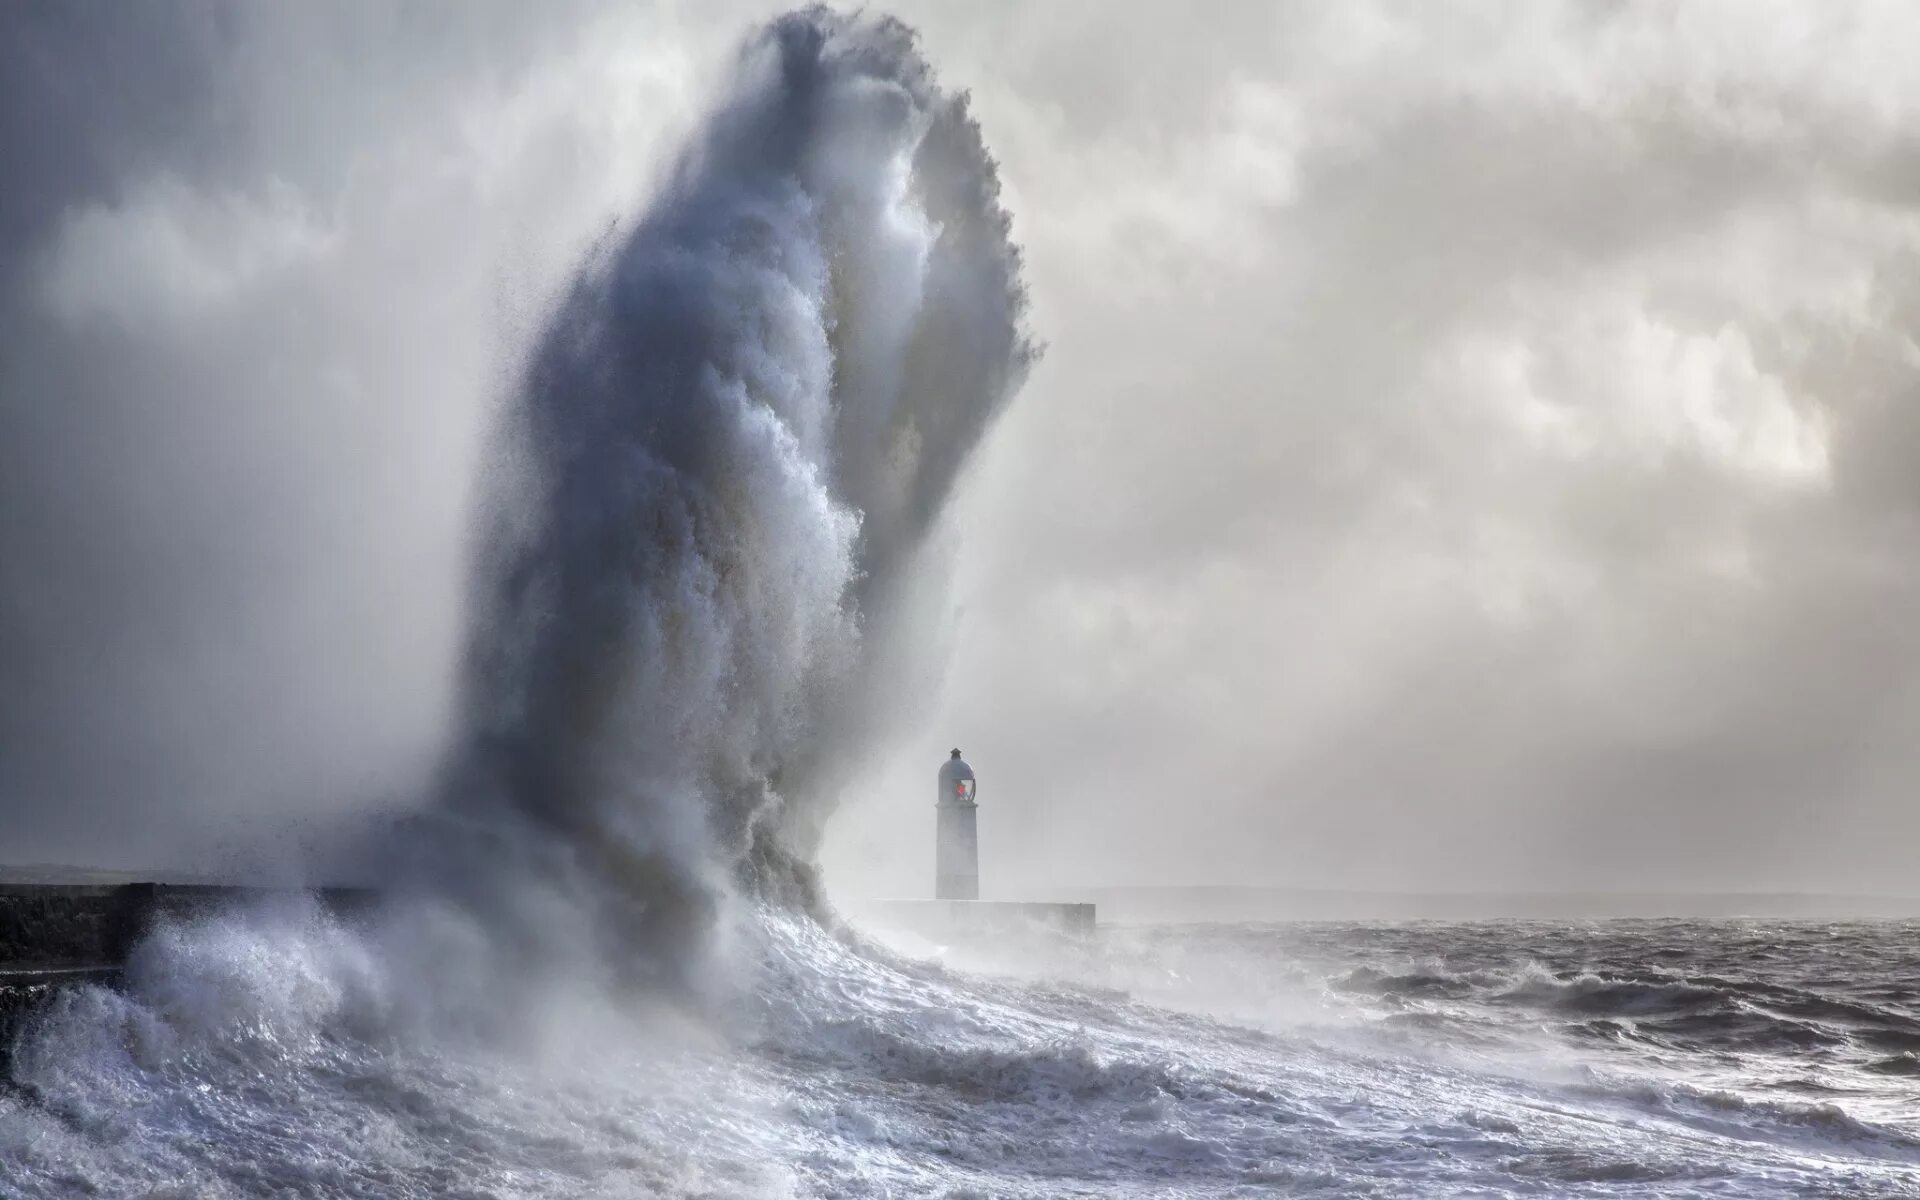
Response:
5,908,1920,1198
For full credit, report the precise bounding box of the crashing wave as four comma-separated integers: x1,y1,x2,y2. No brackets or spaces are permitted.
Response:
424,8,1034,969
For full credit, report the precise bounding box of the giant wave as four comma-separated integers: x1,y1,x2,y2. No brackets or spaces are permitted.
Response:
429,6,1033,975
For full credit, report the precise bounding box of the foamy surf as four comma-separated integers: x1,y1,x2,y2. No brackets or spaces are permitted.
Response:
14,911,1920,1196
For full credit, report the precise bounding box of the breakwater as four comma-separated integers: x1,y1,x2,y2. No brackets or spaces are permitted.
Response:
0,881,373,1071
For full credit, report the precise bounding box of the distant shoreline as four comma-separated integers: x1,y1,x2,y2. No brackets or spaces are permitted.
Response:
1013,885,1920,922
0,865,219,887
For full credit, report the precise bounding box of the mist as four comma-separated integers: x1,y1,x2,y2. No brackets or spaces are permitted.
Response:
4,1,1918,902
826,0,1920,901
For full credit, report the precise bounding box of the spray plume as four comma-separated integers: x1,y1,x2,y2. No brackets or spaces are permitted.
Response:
433,8,1034,964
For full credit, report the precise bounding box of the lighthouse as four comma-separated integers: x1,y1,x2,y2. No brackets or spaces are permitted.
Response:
866,749,1092,934
936,749,979,900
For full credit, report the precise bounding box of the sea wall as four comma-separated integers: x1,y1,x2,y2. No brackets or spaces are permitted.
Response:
0,882,374,1074
866,899,1097,938
0,884,145,970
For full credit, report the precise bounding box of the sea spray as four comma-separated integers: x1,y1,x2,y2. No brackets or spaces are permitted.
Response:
433,8,1035,976
1,12,1046,1193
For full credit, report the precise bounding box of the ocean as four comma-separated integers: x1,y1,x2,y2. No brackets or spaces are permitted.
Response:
4,906,1920,1198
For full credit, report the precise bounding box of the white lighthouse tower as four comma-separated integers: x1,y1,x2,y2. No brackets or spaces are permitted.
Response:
935,749,978,900
867,749,1092,936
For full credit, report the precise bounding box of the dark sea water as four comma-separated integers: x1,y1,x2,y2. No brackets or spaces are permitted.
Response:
1292,919,1920,1120
872,916,1920,1198
6,907,1920,1197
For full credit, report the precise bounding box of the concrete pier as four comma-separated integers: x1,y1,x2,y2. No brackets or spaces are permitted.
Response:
869,898,1097,938
0,879,376,1070
0,881,378,968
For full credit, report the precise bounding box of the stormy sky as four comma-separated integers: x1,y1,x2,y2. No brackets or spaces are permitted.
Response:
5,3,1918,896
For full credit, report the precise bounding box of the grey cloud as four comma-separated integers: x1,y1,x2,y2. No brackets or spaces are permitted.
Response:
0,0,671,868
5,2,1919,899
823,1,1920,900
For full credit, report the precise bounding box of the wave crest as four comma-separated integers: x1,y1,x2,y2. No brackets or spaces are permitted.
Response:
433,9,1034,965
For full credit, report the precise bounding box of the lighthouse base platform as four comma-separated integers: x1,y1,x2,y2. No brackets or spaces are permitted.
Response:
862,898,1096,938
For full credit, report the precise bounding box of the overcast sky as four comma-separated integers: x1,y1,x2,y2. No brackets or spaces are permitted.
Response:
4,2,1918,896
